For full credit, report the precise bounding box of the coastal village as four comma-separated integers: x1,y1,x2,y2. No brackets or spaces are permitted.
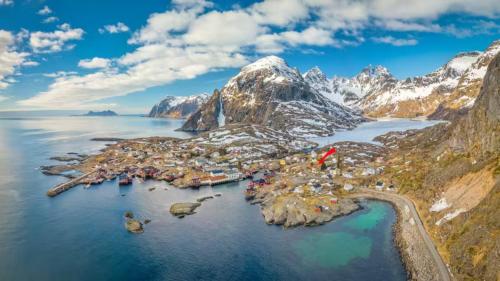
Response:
44,123,396,226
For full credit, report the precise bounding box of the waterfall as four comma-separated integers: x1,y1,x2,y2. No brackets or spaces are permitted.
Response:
217,94,225,127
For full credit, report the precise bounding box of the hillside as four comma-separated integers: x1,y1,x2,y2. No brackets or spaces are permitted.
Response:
377,52,500,281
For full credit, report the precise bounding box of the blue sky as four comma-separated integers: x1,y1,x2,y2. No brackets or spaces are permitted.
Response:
0,0,498,113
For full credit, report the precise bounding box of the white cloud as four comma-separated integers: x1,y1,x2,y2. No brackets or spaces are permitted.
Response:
38,5,52,15
0,0,13,6
280,27,336,47
184,10,262,50
43,71,78,78
0,30,28,90
20,47,247,108
29,23,84,53
375,19,441,32
78,57,111,69
0,95,8,102
249,0,309,26
129,7,205,44
373,36,418,46
19,0,500,109
98,22,129,34
42,16,59,24
22,61,39,66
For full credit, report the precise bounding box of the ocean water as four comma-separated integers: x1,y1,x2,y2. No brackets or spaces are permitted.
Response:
0,114,419,281
309,118,442,147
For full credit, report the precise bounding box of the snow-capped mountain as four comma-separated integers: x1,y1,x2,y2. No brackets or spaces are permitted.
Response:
303,40,500,119
181,56,365,137
149,94,209,119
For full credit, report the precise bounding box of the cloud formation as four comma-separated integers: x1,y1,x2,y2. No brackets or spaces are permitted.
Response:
98,22,129,34
373,36,418,46
29,23,84,53
0,0,13,6
38,5,52,15
78,57,111,69
20,0,500,108
0,30,28,90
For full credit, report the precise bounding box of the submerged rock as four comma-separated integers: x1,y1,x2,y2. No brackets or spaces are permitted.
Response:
125,219,143,234
196,196,213,202
169,202,201,217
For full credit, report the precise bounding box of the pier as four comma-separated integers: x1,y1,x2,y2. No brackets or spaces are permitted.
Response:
46,171,95,197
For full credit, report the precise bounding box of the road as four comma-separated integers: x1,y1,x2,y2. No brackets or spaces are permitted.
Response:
350,188,452,281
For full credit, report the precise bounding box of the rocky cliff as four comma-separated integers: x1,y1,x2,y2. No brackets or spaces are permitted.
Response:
149,94,209,119
379,52,500,281
181,56,364,137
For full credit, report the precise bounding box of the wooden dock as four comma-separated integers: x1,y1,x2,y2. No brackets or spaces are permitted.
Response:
46,171,95,197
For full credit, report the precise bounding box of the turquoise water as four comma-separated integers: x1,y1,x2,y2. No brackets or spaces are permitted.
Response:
0,114,408,280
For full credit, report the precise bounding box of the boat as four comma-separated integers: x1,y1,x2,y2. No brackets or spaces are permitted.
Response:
118,174,132,185
244,188,256,200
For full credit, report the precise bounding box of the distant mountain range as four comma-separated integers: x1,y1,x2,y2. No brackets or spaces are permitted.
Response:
307,40,500,119
148,40,499,136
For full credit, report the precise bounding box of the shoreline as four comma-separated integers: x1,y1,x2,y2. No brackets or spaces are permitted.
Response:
348,189,451,281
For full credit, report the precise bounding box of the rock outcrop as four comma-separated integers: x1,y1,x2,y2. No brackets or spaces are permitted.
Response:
261,196,360,228
169,202,201,217
149,94,209,119
125,219,144,234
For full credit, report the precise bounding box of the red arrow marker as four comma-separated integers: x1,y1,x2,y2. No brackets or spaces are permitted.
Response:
318,147,336,165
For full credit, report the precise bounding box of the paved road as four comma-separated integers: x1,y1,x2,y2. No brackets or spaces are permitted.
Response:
351,188,452,281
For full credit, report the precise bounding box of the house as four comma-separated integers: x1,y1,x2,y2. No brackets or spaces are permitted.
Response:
362,167,376,176
226,169,241,181
343,172,353,178
209,169,224,177
343,183,354,192
375,181,384,191
194,158,208,167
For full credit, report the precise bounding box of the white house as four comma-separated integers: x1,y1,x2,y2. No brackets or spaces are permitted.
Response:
343,183,354,192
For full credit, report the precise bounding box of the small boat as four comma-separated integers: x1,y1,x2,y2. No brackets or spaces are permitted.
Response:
244,188,256,200
118,174,132,185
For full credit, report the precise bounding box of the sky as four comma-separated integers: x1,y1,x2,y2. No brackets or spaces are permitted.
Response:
0,0,499,114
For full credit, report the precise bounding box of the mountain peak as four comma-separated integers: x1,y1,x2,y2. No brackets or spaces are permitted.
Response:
304,66,327,81
242,55,288,72
359,64,391,78
444,52,481,74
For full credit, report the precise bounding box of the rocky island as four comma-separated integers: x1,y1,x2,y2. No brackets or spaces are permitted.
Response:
80,110,118,117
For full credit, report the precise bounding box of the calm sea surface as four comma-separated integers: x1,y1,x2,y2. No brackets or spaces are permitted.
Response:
0,113,438,281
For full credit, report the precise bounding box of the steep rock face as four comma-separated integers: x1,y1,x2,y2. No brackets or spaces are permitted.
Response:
149,94,209,119
446,51,500,156
182,56,364,137
381,52,500,281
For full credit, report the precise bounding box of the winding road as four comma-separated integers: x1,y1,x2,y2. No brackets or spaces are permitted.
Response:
350,188,452,281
